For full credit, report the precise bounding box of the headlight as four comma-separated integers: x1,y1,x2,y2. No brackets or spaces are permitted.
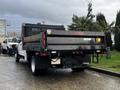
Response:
96,38,101,43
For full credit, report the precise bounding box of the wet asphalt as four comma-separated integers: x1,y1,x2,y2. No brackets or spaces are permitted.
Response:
0,54,119,90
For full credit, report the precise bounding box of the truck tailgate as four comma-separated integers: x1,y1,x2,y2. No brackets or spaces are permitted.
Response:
46,30,106,51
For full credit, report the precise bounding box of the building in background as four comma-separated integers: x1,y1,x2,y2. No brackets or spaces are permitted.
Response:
7,31,21,37
0,19,6,43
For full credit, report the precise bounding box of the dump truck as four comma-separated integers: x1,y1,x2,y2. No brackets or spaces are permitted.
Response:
15,23,106,75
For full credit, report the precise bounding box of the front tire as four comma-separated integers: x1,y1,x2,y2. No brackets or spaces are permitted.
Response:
15,53,20,63
2,49,7,54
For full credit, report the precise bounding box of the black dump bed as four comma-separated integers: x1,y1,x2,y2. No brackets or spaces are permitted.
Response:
22,23,106,53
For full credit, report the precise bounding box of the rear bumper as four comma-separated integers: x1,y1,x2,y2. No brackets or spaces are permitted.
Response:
50,63,90,69
50,55,91,69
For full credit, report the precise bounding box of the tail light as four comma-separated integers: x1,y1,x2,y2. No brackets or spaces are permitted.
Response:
95,37,101,43
42,32,46,48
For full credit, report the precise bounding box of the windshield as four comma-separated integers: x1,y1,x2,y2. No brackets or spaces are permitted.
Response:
7,38,19,43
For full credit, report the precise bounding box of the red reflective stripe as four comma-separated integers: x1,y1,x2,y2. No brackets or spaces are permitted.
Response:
73,32,84,35
42,32,46,48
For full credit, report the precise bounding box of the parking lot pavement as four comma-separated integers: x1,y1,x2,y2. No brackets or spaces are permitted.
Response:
0,55,120,90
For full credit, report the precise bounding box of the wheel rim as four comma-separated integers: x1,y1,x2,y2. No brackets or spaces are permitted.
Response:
31,57,35,73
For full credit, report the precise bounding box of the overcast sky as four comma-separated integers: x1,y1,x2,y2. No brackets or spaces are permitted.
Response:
0,0,120,32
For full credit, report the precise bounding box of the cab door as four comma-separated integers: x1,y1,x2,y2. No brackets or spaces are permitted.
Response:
18,42,27,61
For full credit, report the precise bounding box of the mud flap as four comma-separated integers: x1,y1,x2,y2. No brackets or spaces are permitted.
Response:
35,56,50,69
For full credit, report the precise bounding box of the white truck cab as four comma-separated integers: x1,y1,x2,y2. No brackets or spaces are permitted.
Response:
15,41,27,62
2,37,20,55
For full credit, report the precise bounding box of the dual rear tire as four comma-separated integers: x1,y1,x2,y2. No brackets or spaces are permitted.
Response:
31,56,47,76
31,56,40,76
15,53,47,76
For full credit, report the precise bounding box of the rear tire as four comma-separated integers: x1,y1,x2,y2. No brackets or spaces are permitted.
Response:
31,55,48,76
31,56,39,76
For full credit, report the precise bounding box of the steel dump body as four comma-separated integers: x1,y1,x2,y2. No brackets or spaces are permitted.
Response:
23,27,106,53
46,30,105,51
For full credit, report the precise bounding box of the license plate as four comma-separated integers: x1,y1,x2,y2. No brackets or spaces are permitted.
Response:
51,58,61,65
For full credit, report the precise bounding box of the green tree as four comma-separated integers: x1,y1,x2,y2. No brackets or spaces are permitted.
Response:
96,13,107,29
96,13,114,31
68,15,93,31
68,4,114,32
115,10,120,27
68,2,96,31
68,14,103,31
115,10,120,51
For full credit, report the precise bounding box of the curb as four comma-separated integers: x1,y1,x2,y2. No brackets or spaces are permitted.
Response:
87,67,120,78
